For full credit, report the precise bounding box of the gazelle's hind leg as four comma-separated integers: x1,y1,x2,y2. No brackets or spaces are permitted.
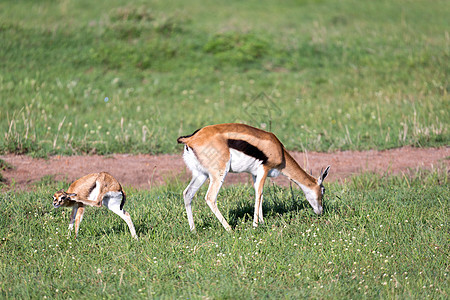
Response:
252,166,269,227
183,171,208,231
103,192,137,239
205,168,231,231
182,144,231,231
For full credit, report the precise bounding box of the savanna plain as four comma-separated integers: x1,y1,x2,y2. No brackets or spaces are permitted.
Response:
0,0,448,298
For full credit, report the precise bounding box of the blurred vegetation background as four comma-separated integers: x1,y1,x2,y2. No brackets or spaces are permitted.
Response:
1,0,448,156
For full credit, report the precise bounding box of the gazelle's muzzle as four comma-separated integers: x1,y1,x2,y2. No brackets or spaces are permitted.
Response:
313,206,323,215
53,196,65,208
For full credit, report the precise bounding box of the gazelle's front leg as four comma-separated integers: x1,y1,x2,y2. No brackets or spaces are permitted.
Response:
68,205,78,236
183,172,208,232
72,197,102,207
252,166,269,227
74,205,85,238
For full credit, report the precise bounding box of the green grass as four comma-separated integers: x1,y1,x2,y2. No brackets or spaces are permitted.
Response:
1,0,449,156
0,170,448,298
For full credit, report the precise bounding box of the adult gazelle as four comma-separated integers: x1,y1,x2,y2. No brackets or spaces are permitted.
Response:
178,123,330,231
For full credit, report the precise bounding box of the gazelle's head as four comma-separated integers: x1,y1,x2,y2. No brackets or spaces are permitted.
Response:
53,190,77,208
306,166,330,215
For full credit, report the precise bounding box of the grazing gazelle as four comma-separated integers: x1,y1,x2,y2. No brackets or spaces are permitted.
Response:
52,172,137,239
177,123,330,232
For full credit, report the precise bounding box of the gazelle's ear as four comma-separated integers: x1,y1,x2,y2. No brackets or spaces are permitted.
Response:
318,165,331,185
68,193,77,197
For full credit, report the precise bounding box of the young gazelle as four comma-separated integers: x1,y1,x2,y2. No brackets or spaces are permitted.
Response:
177,123,330,232
52,172,137,239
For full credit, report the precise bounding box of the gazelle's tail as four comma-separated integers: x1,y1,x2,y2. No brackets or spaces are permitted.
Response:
177,128,201,144
120,190,127,210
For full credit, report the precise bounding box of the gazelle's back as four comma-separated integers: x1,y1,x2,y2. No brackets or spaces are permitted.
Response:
67,172,122,202
178,123,285,169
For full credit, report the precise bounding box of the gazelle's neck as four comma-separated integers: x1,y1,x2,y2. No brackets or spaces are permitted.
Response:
281,149,317,188
281,149,323,215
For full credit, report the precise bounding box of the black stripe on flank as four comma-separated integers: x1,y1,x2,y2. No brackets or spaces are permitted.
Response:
177,128,201,144
227,139,268,164
87,182,97,196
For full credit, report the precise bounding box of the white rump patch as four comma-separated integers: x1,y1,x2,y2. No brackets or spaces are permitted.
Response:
102,191,123,210
183,146,209,175
104,191,123,201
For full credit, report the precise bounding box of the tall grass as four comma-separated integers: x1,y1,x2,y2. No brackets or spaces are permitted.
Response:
0,170,448,298
1,0,448,156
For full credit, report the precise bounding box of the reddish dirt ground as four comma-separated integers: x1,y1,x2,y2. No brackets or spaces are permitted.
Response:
1,147,448,190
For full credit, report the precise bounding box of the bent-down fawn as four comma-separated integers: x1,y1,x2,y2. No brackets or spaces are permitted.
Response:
53,172,137,239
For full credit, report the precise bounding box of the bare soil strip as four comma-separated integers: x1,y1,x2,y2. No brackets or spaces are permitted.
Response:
1,147,448,190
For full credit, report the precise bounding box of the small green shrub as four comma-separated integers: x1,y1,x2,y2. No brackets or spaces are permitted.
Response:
106,6,186,41
204,32,270,65
109,6,155,23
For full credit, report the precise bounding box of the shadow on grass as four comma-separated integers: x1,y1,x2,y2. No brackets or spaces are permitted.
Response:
227,184,318,228
91,221,148,240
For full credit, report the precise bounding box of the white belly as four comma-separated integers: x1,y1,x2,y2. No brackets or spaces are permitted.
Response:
228,149,281,177
228,149,262,175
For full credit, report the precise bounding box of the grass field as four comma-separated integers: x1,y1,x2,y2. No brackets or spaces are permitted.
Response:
1,0,448,156
0,170,448,298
